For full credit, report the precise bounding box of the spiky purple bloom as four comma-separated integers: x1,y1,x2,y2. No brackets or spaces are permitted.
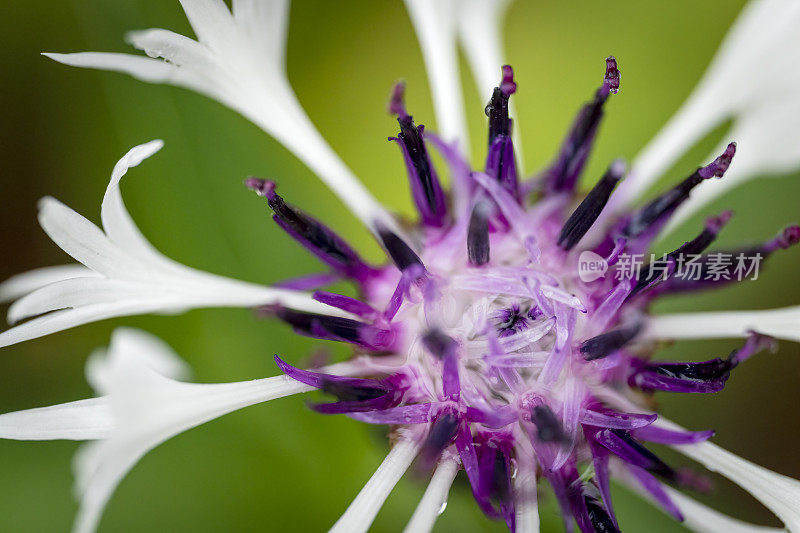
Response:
236,61,799,532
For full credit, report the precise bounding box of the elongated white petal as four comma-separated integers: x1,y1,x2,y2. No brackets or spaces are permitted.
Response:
86,327,192,393
456,0,523,170
0,328,367,533
665,487,783,533
614,0,800,210
404,0,469,149
0,142,344,348
231,0,290,68
0,398,113,441
645,306,800,343
657,418,800,531
330,433,423,533
45,0,397,237
514,452,540,533
403,451,459,533
0,265,95,305
620,475,782,533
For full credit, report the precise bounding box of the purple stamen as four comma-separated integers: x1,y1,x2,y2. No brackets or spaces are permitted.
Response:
377,225,424,272
268,307,393,351
389,82,447,226
546,57,621,193
485,65,517,144
531,404,568,444
246,178,376,281
618,143,737,244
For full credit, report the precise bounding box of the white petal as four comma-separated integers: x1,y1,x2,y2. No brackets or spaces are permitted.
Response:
0,142,347,348
177,0,238,50
404,0,469,148
403,451,460,533
0,265,96,305
514,452,540,533
329,432,423,533
46,3,399,238
86,328,192,394
619,474,782,533
613,0,800,209
232,0,290,69
657,418,800,531
665,487,783,533
0,398,113,441
645,306,800,343
43,52,210,95
0,327,367,533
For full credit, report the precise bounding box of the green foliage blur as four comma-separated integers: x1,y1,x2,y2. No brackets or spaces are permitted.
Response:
0,0,798,531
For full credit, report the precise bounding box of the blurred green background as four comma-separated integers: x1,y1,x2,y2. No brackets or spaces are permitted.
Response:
1,0,798,531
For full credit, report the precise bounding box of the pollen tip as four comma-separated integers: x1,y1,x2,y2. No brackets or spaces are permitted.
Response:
604,56,620,94
244,177,275,198
609,158,627,179
778,225,800,248
706,210,733,232
388,81,408,119
500,65,517,96
699,142,737,179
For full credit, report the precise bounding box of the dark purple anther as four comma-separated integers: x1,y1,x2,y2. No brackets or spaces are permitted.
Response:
546,57,621,193
585,492,620,533
580,322,642,361
558,159,626,250
389,83,447,226
619,143,737,242
377,225,424,272
468,201,491,265
492,304,529,337
531,404,567,444
246,178,375,282
269,307,393,351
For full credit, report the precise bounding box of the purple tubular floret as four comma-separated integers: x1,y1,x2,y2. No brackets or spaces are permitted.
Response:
593,428,677,482
660,224,800,294
546,57,620,193
246,178,375,281
558,159,626,250
312,291,377,319
389,82,447,226
629,211,732,298
629,358,733,393
274,356,405,414
269,307,394,351
631,425,715,445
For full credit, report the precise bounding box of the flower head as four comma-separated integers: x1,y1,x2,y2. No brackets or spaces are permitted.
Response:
3,1,800,532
